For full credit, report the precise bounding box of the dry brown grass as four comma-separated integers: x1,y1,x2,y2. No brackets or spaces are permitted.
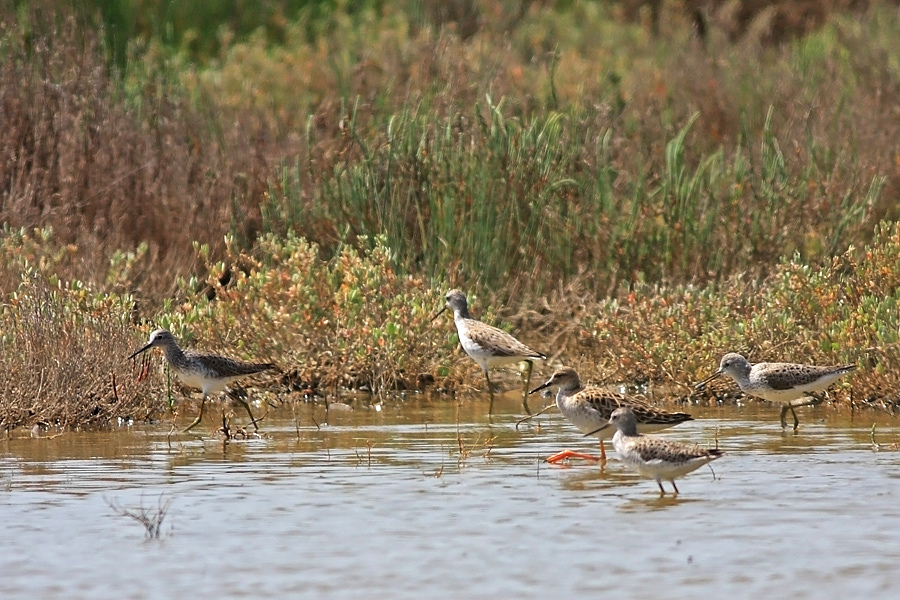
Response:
0,275,158,431
0,6,276,305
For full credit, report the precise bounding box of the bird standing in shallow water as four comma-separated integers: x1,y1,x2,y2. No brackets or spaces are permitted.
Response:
591,406,724,495
432,289,546,415
128,329,275,432
529,367,693,463
696,352,856,430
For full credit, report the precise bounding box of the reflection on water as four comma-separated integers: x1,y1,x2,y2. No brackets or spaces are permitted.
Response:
2,392,900,599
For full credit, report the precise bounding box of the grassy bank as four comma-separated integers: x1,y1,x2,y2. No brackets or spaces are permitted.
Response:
4,219,899,431
2,1,900,430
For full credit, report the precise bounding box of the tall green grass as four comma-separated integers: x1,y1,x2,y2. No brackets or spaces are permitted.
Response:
264,97,883,299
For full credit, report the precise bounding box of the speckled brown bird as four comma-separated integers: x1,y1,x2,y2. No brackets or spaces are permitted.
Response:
592,406,724,495
530,367,693,463
129,329,275,432
433,289,546,415
696,352,856,430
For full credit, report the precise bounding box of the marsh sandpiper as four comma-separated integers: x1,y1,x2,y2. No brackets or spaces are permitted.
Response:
128,329,275,432
591,406,724,495
530,367,693,463
696,352,856,430
433,289,546,415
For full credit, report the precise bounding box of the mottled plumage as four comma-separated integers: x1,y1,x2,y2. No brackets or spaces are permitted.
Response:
128,329,275,431
696,352,856,430
433,290,546,414
529,367,693,462
596,406,724,495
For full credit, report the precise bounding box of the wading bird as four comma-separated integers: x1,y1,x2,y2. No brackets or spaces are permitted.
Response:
433,290,546,415
530,367,693,463
590,406,724,495
696,353,856,430
129,329,275,432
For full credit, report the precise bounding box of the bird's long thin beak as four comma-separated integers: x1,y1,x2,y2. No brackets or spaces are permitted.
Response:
694,370,722,390
584,423,612,437
429,305,448,322
127,343,153,361
528,380,552,395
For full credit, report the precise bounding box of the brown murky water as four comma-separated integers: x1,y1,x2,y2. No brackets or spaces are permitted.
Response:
2,392,900,599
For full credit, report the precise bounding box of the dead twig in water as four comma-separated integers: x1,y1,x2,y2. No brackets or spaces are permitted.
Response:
703,425,723,480
219,410,233,441
31,422,65,439
451,400,498,464
483,435,494,458
433,450,445,478
307,396,322,431
290,401,301,440
106,494,172,539
456,400,465,457
355,440,375,467
217,410,257,441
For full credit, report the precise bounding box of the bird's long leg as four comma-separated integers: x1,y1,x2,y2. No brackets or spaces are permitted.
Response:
783,395,823,430
521,360,533,415
545,449,602,464
183,394,207,432
671,480,680,495
484,369,496,415
545,437,609,465
236,395,260,431
657,480,666,495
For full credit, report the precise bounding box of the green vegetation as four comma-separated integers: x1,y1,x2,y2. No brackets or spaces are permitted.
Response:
2,1,900,430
